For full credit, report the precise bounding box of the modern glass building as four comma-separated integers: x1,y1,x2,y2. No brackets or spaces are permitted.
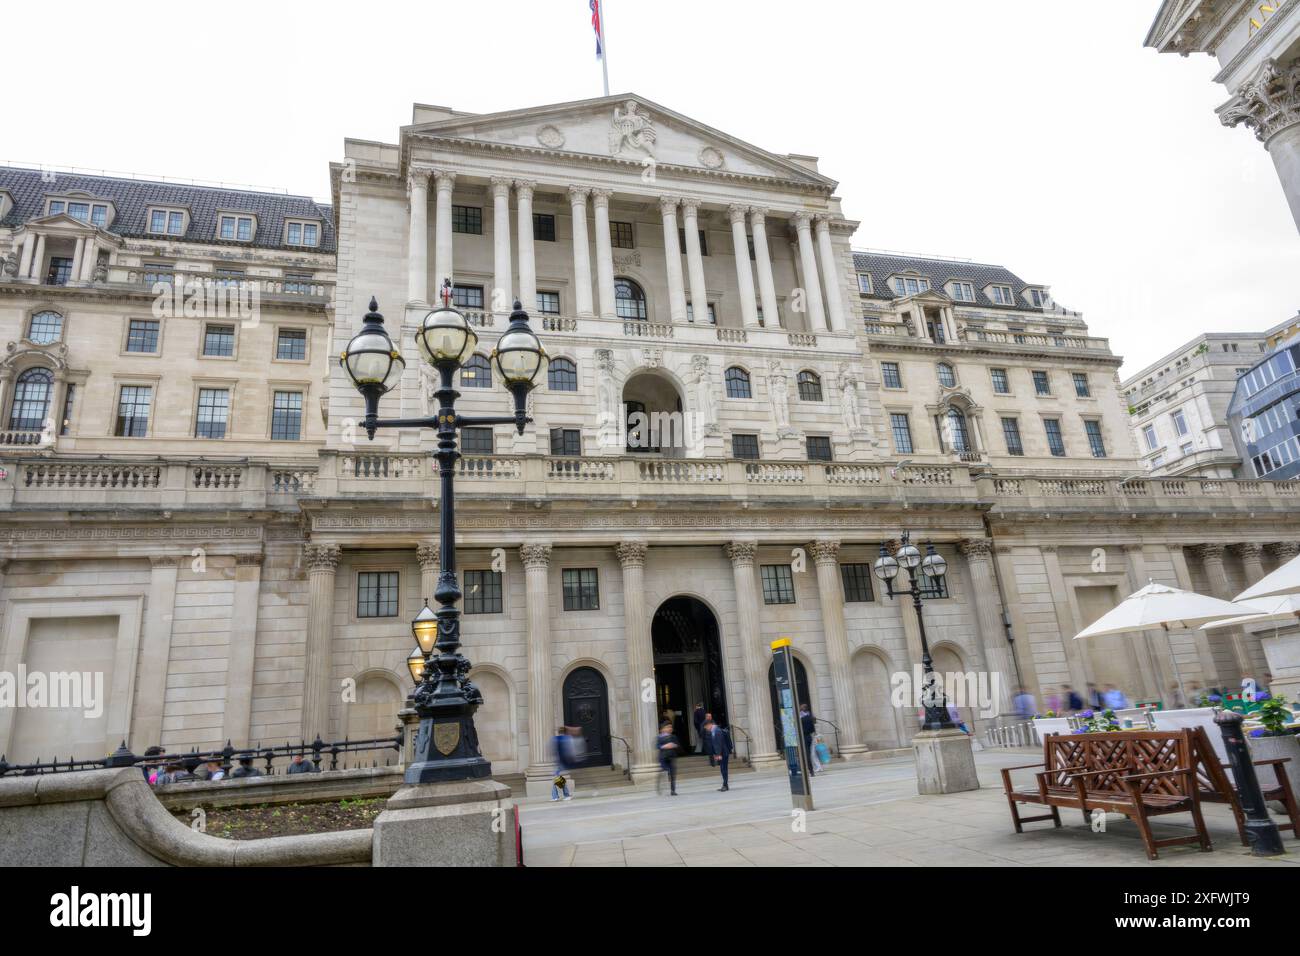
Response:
1228,333,1300,480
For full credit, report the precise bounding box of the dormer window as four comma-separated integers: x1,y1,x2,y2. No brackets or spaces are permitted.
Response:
0,190,11,219
892,275,930,296
148,208,187,236
285,220,321,247
218,214,256,242
949,281,974,302
44,196,112,226
856,274,873,294
1029,288,1051,308
989,285,1014,306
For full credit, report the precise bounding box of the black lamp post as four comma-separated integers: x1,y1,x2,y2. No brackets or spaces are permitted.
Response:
341,280,547,784
874,533,955,731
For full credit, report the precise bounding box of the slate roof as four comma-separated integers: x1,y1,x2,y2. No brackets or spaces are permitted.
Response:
0,166,335,254
851,251,1047,312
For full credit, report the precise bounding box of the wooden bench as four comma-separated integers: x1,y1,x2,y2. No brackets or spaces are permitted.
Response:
1183,725,1298,845
1001,729,1211,860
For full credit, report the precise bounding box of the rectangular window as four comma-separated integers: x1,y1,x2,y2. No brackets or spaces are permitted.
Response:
460,426,494,454
950,281,974,301
452,285,484,310
1180,441,1194,457
562,568,600,611
49,200,65,215
213,269,244,288
452,205,482,235
67,202,90,222
760,565,796,605
686,302,717,325
1144,425,1158,450
991,368,1010,394
533,213,556,242
1171,409,1188,436
890,413,914,454
283,273,314,294
806,435,833,461
536,291,560,315
1001,417,1024,456
840,563,875,603
918,569,950,599
678,228,708,256
46,257,73,285
732,433,760,460
149,210,166,233
357,571,399,618
270,391,303,441
126,319,160,353
857,274,873,294
194,388,230,439
1030,289,1049,308
114,385,152,437
1085,420,1107,458
881,362,903,389
463,569,503,615
1072,372,1090,398
167,211,184,235
990,285,1014,305
549,428,581,456
1044,418,1066,457
219,215,254,241
144,264,174,288
203,324,235,357
60,384,75,436
610,221,634,249
276,328,307,361
285,221,320,246
1033,370,1051,396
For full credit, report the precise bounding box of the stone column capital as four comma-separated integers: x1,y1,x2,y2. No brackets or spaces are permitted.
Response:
616,541,647,569
490,176,513,198
748,205,769,221
567,185,590,205
727,203,749,225
679,199,700,218
1218,57,1300,144
513,179,536,198
407,167,433,195
520,542,553,570
724,541,758,566
812,212,834,231
958,537,995,561
590,188,612,207
1192,543,1226,564
303,543,341,572
808,539,840,565
791,210,814,231
659,195,682,216
1269,541,1300,561
432,170,457,192
415,542,440,571
1232,542,1265,563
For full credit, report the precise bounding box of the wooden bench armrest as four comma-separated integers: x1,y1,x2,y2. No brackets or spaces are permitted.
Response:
1002,763,1047,771
1121,768,1193,784
1064,767,1131,779
1253,757,1292,766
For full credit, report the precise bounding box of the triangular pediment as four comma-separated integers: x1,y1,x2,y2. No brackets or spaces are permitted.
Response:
404,93,837,189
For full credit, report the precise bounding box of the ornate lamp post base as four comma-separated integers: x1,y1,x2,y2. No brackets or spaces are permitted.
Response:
407,715,493,784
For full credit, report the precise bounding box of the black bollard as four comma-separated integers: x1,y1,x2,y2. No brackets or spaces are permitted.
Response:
1214,709,1285,857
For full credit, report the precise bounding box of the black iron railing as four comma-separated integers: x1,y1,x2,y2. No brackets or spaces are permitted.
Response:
814,717,841,756
0,731,404,778
729,723,753,765
607,734,632,779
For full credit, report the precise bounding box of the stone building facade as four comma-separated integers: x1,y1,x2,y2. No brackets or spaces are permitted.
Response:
2,94,1299,793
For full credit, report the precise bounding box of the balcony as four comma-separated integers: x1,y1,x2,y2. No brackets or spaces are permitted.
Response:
864,321,1111,356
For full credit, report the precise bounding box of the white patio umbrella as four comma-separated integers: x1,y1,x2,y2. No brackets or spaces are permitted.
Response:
1200,593,1300,631
1233,553,1300,603
1073,581,1268,696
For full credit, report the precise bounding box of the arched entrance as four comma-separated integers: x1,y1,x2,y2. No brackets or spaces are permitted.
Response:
561,667,611,768
623,369,685,457
768,657,812,751
931,644,973,731
651,597,727,753
853,649,901,749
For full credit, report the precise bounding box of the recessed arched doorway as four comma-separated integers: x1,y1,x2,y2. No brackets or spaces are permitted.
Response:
651,596,728,753
561,666,611,768
768,657,812,752
623,369,685,457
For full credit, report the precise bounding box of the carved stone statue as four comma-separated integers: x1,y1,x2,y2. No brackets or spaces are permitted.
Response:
838,364,863,434
1,253,17,277
595,349,618,427
419,362,438,417
691,354,719,437
93,260,107,282
768,361,792,433
609,100,656,158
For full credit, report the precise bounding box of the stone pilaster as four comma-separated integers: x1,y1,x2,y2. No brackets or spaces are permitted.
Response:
958,538,1014,716
432,170,456,292
301,543,341,741
727,205,760,329
568,187,595,317
659,196,687,323
520,543,555,794
809,539,864,754
617,541,660,778
406,167,432,305
1194,543,1253,679
490,177,513,316
1234,543,1267,586
514,180,537,311
1167,545,1221,687
724,541,780,766
132,555,181,749
224,552,263,744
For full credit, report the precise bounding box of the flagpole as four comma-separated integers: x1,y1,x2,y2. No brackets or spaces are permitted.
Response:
600,0,611,96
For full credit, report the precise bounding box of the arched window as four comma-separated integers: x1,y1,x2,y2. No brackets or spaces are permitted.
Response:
9,367,53,432
460,354,492,389
27,311,64,345
725,366,752,399
937,362,956,388
797,370,822,402
548,357,578,391
614,278,647,320
944,408,971,454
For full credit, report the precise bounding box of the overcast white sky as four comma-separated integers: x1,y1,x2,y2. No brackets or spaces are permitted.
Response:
4,0,1296,376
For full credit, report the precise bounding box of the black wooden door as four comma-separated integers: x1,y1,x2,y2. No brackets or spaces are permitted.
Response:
562,667,611,767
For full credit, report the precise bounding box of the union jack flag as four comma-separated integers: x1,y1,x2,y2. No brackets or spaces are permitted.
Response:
590,0,604,59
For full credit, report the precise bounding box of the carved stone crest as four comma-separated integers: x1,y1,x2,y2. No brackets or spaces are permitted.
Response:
537,124,566,149
434,721,461,756
609,100,656,158
642,348,663,369
698,146,725,169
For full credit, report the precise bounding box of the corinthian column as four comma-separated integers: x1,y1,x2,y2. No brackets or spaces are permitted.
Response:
406,168,432,305
416,541,439,608
617,541,660,778
958,538,1015,717
521,543,555,793
680,200,709,324
302,543,341,740
791,212,827,332
809,540,865,755
1235,543,1267,586
749,207,780,327
1194,544,1254,679
568,187,595,317
727,205,759,329
1218,57,1300,233
592,189,617,318
491,177,513,316
814,215,847,332
725,541,780,766
432,171,456,292
515,180,537,311
660,196,687,322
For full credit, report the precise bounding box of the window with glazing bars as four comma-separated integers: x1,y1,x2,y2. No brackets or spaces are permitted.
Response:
840,563,875,603
271,391,303,440
464,570,503,614
194,388,229,438
760,565,796,604
357,571,399,617
115,386,151,437
562,568,599,610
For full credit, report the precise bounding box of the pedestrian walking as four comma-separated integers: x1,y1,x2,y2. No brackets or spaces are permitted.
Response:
551,726,576,801
703,718,733,791
692,702,706,754
799,703,816,776
655,722,680,796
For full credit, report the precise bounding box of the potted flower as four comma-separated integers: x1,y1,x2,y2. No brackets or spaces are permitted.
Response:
1073,709,1122,734
1247,695,1300,808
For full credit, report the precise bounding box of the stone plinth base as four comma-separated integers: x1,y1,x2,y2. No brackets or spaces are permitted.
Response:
748,751,787,772
836,744,872,761
523,767,561,799
913,729,979,795
373,778,515,867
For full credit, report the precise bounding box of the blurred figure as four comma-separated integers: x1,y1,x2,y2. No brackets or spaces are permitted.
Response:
155,761,192,786
142,745,165,784
1167,683,1187,709
1063,685,1084,713
1044,689,1062,714
1102,684,1129,710
551,726,576,802
1187,680,1204,706
287,754,318,774
230,756,262,778
1013,686,1036,719
799,703,816,776
1087,682,1104,709
692,702,706,754
656,722,680,796
703,718,733,792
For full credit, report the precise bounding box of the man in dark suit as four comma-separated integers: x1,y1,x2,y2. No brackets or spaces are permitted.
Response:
703,718,734,791
692,703,706,755
799,703,817,776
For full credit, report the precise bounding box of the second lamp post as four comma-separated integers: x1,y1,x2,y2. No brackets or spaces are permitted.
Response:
341,280,547,784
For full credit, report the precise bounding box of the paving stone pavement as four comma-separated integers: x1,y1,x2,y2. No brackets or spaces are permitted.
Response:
518,750,1300,867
